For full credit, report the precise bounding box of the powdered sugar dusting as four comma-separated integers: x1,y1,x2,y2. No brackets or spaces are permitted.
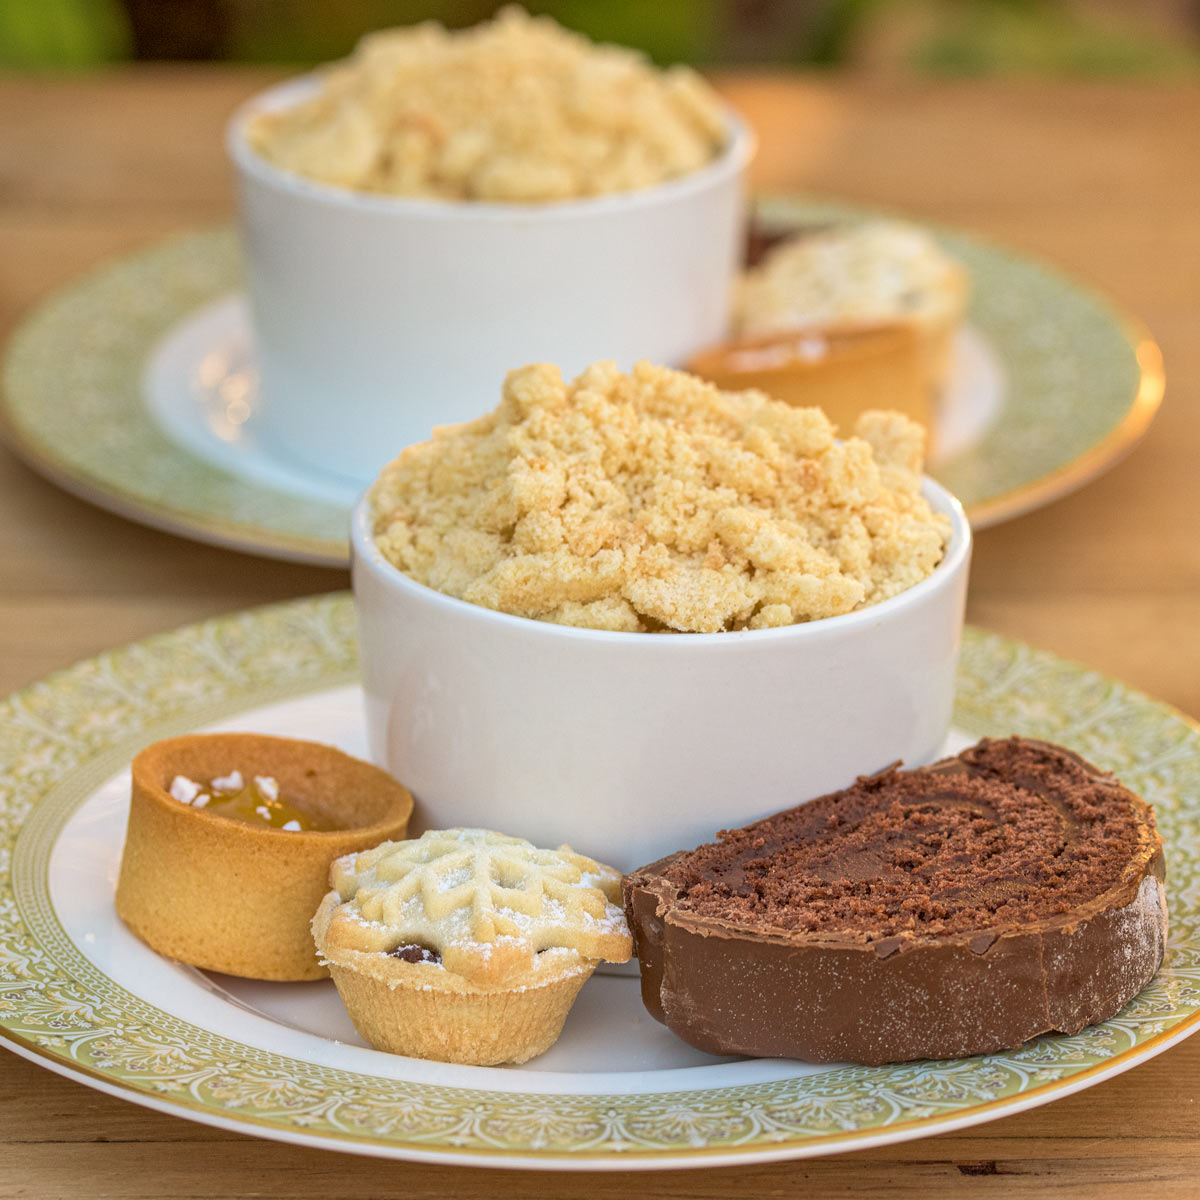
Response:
325,827,631,983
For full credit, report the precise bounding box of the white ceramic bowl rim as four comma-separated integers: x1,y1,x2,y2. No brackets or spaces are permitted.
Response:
351,478,971,646
227,74,755,222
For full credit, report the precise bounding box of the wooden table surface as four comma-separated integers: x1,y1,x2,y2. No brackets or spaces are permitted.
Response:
1,67,1198,1199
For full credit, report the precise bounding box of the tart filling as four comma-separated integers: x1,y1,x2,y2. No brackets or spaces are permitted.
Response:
167,771,336,831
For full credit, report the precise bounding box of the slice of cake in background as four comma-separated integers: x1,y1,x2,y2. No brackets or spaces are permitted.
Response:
688,319,932,442
735,219,969,388
690,219,969,448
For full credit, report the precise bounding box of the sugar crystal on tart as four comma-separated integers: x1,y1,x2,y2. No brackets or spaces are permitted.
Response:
312,828,632,1065
625,737,1168,1065
167,770,337,830
115,733,413,981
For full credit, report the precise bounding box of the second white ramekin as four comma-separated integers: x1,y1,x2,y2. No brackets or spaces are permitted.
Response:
228,79,754,486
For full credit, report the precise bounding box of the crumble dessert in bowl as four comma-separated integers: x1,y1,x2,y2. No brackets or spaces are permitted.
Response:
352,361,971,872
115,733,413,980
312,827,631,1065
246,7,728,203
227,7,752,484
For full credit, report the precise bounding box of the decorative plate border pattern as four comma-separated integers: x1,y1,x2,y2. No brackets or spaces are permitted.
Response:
0,204,1161,568
0,231,347,566
1,594,1199,1168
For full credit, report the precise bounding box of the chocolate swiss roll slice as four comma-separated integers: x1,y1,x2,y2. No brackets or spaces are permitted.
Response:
624,737,1167,1065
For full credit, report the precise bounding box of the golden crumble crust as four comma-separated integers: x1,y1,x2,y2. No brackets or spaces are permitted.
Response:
370,361,950,634
248,6,728,203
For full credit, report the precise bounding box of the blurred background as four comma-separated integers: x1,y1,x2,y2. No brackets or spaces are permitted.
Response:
1,0,1198,75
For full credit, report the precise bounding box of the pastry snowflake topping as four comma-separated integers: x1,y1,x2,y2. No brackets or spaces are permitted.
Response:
322,828,630,984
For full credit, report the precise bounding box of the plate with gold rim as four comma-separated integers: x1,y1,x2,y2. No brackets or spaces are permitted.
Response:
1,594,1199,1170
0,200,1162,568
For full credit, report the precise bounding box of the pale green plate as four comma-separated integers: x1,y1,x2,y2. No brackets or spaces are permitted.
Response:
0,201,1162,567
1,595,1198,1169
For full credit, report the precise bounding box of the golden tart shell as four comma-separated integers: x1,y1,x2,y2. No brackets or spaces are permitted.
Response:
115,733,413,981
312,893,597,1065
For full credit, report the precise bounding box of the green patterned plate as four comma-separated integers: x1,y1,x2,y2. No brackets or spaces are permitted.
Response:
0,201,1162,567
1,594,1198,1169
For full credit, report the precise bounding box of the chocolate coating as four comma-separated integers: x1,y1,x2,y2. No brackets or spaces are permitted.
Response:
624,738,1167,1065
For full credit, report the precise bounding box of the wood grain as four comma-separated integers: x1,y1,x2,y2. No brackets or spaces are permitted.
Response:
1,67,1198,1198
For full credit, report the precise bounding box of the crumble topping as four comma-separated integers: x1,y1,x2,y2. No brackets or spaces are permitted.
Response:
247,6,728,203
370,361,950,633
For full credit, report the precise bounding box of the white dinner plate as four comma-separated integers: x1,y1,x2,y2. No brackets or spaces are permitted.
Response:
1,595,1198,1169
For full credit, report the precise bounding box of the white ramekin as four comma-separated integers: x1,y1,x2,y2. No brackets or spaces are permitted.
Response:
351,482,972,872
227,79,754,486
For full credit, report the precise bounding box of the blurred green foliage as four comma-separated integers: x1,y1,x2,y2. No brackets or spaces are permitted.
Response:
0,0,129,67
530,1,718,65
912,0,1200,77
0,0,1195,75
218,0,873,68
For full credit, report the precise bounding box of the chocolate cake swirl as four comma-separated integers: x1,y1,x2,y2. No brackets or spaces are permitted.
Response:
624,738,1167,1065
